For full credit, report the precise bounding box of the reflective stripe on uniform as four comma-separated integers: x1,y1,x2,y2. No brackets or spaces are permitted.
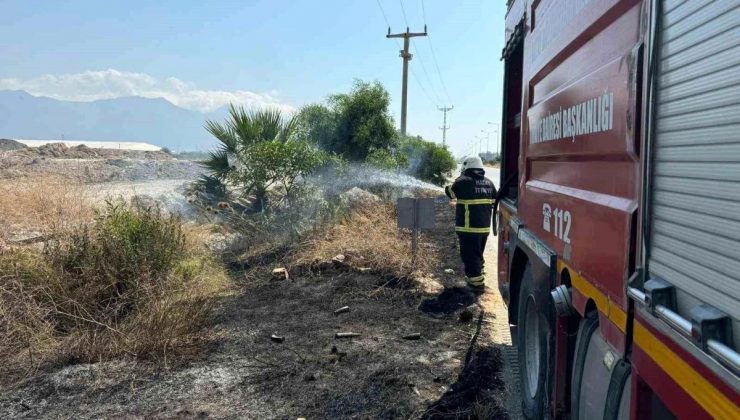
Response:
445,185,456,199
456,226,490,234
464,204,470,229
457,199,494,205
455,199,493,232
467,275,485,285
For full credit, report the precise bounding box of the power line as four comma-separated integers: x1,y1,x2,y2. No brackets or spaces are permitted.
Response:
410,67,435,105
398,0,410,24
376,0,394,32
421,0,453,104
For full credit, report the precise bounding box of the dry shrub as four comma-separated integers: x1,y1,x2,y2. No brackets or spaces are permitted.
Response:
0,203,231,384
292,203,438,280
0,176,93,240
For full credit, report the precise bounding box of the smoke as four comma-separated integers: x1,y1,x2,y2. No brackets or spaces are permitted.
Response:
309,164,444,197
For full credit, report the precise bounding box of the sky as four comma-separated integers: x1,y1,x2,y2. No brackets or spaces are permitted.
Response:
0,0,507,156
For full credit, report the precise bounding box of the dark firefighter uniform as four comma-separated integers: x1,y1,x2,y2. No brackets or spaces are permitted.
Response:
445,168,496,289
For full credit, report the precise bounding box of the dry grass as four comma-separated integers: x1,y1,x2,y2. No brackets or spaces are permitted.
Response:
0,176,93,242
291,203,439,280
0,202,231,385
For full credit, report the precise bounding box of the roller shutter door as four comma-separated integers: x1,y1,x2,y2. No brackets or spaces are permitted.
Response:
648,0,740,349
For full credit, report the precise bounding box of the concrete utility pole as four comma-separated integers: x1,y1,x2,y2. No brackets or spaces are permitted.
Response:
387,26,427,136
438,105,453,146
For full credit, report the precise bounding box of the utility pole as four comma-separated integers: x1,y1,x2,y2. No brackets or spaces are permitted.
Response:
438,105,453,146
481,129,491,155
387,26,427,136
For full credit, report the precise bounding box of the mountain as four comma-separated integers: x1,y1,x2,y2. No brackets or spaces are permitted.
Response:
0,90,228,151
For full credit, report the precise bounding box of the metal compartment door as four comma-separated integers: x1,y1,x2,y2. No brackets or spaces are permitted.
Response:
648,0,740,349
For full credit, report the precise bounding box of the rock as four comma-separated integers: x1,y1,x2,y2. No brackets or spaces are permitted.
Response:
272,267,289,281
444,268,455,274
339,187,381,207
270,333,285,343
206,232,249,255
356,267,372,274
459,304,481,323
332,254,349,269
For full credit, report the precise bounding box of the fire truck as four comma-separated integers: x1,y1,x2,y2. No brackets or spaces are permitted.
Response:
496,0,740,418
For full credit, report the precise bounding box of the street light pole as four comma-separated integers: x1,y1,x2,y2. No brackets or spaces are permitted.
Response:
487,122,500,155
475,135,485,155
480,129,491,155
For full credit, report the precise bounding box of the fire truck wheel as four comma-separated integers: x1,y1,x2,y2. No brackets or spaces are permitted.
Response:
516,263,550,419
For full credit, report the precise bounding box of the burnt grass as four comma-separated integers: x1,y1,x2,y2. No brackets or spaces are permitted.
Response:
0,202,508,419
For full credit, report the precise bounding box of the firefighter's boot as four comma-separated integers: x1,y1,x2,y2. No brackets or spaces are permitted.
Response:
467,272,486,293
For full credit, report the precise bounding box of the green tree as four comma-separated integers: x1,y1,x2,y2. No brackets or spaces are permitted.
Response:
234,140,330,204
296,80,397,161
400,135,456,186
294,103,336,148
366,147,408,171
201,105,327,211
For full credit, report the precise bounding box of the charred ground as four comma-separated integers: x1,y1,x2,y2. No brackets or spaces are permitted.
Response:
1,195,512,419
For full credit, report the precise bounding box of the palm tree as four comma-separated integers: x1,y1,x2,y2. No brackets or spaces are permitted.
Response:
201,104,297,211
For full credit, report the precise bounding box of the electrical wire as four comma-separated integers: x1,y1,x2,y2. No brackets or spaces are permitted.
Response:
398,0,410,26
376,0,394,35
421,0,453,104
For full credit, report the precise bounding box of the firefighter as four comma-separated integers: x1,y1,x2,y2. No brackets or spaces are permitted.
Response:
444,155,496,292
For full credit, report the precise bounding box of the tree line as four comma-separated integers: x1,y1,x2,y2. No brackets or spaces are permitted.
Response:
200,80,456,212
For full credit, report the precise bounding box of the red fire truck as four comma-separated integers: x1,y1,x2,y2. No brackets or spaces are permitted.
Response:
497,0,740,418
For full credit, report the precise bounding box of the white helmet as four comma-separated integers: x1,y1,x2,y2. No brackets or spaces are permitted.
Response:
461,155,484,171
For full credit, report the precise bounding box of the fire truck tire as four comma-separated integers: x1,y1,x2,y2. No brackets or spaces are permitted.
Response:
516,263,551,419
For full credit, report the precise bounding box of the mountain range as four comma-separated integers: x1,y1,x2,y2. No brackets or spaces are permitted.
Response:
0,90,229,151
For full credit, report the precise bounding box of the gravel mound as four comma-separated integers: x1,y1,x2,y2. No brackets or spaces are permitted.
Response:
0,139,27,152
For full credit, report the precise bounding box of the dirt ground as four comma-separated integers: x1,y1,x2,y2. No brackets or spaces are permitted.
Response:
0,143,201,183
0,200,519,419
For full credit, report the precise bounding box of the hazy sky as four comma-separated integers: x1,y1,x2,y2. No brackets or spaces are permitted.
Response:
0,0,506,156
